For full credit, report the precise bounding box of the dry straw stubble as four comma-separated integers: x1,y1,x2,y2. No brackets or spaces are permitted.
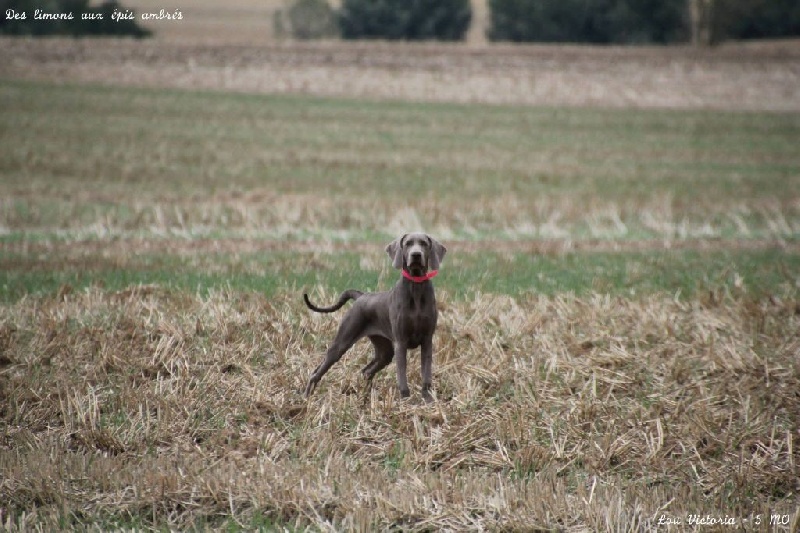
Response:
1,284,798,530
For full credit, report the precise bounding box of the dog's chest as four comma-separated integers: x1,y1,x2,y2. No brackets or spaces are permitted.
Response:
395,293,437,348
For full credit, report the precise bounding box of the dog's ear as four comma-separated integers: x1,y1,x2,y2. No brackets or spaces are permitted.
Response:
427,235,447,271
385,234,406,269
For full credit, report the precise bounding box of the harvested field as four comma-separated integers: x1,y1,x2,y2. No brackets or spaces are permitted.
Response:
1,286,798,530
1,25,799,530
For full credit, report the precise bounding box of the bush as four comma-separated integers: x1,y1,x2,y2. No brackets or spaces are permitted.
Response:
712,0,800,42
339,0,472,41
487,0,800,44
487,0,589,43
0,0,150,37
273,0,338,40
603,0,689,43
487,0,688,44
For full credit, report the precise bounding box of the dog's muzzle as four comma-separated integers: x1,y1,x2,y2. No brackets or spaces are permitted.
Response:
407,250,426,275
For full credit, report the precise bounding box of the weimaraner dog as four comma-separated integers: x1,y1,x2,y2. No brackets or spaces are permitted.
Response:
303,232,446,402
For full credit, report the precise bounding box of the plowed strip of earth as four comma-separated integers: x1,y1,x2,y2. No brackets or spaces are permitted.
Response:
3,237,797,259
2,37,799,111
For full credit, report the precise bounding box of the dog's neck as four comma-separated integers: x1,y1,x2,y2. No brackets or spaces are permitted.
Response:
402,269,438,283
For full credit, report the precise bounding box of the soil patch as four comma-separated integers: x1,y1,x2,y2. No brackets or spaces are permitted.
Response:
2,37,799,110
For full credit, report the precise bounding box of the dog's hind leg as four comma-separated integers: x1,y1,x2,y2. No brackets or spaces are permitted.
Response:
304,311,364,397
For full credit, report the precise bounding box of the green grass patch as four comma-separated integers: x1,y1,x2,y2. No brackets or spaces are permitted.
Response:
2,248,796,302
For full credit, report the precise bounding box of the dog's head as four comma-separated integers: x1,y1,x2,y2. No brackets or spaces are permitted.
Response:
385,232,447,277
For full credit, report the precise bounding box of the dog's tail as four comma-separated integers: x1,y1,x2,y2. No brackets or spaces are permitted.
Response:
303,290,364,313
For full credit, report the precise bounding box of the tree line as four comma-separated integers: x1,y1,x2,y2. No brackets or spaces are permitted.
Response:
487,0,800,44
276,0,799,44
4,0,799,44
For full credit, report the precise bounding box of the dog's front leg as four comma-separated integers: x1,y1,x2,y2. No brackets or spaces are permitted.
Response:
394,341,410,398
420,336,434,403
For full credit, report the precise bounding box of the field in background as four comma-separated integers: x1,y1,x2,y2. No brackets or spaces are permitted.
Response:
1,28,800,531
3,37,800,111
1,79,799,302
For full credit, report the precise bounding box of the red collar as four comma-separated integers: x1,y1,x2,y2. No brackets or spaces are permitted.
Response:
402,269,438,283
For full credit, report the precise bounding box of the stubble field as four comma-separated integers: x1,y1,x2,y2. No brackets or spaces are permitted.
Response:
1,32,800,531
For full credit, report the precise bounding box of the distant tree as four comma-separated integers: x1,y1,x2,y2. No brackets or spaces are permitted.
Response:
273,0,338,40
689,0,713,45
488,0,800,45
712,0,800,42
487,0,688,44
487,0,585,42
339,0,472,41
0,0,150,37
603,0,689,43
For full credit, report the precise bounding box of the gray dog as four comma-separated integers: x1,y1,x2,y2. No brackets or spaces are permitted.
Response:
303,232,446,402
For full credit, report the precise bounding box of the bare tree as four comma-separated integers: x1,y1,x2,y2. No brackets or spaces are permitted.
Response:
690,0,714,46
